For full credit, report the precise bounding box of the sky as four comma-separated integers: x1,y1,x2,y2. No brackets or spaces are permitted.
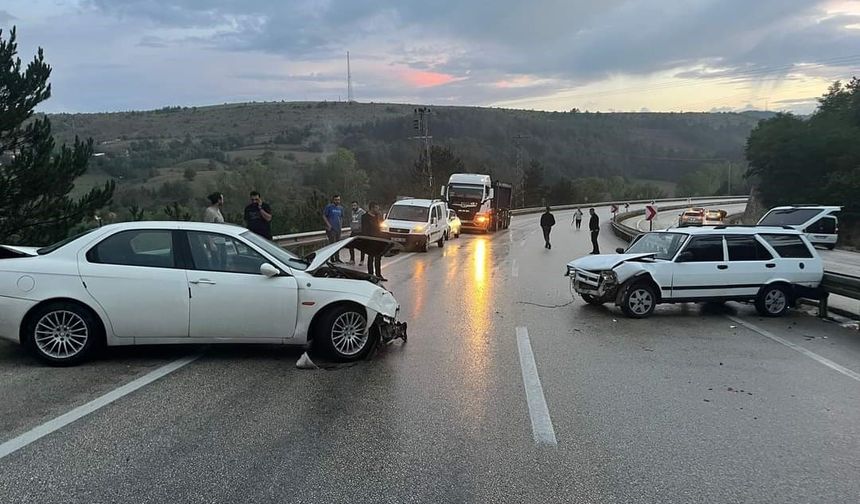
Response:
2,0,860,114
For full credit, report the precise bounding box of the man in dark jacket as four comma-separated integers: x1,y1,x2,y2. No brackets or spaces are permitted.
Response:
589,208,600,254
361,202,386,280
540,206,556,249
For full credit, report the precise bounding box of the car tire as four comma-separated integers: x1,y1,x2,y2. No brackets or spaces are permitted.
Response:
315,304,375,361
825,244,835,250
620,282,657,318
581,294,605,306
437,236,444,248
755,284,790,317
23,302,101,366
444,231,450,241
419,237,429,253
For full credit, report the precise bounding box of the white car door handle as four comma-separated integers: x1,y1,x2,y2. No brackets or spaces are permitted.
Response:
189,279,216,285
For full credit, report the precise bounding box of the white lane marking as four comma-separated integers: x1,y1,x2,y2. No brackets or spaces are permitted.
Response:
516,327,557,446
0,355,200,460
512,260,519,278
728,316,860,383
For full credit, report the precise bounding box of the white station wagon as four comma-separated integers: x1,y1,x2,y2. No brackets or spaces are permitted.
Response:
0,222,407,365
566,226,825,318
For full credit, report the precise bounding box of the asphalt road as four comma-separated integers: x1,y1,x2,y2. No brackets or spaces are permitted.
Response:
2,202,860,504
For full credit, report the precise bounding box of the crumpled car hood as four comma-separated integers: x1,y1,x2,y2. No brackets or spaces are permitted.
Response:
566,253,656,271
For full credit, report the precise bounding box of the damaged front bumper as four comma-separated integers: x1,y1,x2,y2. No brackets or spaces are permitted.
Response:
375,315,408,343
567,266,618,301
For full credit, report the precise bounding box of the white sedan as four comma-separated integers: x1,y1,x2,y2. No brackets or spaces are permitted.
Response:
0,222,407,366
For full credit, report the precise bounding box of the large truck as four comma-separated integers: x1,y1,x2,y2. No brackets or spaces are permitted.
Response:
441,173,512,232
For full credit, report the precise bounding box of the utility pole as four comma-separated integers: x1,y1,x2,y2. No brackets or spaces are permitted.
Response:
512,134,529,208
346,52,354,103
411,107,433,199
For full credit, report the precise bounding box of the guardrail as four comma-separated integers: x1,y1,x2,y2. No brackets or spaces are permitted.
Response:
611,207,860,320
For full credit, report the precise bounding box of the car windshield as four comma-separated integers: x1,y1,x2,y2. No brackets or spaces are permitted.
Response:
36,228,97,255
387,204,429,222
448,184,484,200
240,231,307,271
625,232,688,260
759,208,823,226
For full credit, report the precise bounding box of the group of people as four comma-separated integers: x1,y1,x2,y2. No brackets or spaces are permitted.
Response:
322,195,387,280
201,191,389,280
204,190,273,239
540,206,602,254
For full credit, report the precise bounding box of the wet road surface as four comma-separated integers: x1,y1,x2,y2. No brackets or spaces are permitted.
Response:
2,203,860,504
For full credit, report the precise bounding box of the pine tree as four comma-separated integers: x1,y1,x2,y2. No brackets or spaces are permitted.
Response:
0,27,115,245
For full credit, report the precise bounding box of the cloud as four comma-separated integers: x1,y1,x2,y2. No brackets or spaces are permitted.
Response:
9,0,857,112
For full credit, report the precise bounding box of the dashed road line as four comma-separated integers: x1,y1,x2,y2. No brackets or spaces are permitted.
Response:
728,316,860,383
0,354,200,460
516,327,557,446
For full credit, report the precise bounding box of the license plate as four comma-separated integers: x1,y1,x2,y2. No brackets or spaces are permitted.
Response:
392,237,406,242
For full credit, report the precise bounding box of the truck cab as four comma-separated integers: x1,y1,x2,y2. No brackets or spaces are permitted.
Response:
442,173,511,232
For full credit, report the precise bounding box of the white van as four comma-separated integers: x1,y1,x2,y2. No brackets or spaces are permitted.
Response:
380,199,449,252
757,205,841,249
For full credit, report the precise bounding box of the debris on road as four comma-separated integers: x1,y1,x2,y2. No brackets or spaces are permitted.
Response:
296,352,319,370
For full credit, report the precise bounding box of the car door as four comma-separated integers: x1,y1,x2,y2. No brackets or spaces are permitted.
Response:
721,235,775,298
184,231,298,340
803,215,838,247
670,235,727,299
759,233,821,285
78,228,190,338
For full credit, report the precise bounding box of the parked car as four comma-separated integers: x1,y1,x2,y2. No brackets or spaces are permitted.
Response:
446,209,462,240
566,226,824,318
380,198,448,252
678,208,705,227
0,222,407,365
703,209,727,225
757,205,841,250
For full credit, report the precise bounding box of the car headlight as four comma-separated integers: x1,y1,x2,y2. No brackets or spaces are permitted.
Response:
380,221,389,232
600,271,617,284
412,225,425,233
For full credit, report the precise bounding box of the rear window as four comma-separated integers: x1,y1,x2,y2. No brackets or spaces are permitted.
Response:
805,216,837,234
758,208,822,226
760,234,814,258
726,235,773,261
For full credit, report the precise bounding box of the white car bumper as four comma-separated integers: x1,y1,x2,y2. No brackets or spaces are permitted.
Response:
0,296,37,343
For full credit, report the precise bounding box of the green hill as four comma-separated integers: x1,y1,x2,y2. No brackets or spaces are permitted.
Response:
49,101,762,233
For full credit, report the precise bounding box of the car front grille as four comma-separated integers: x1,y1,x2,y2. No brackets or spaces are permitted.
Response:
390,228,410,234
574,269,600,288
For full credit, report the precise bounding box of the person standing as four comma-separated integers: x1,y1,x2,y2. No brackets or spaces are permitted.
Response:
203,192,225,223
624,202,630,213
572,207,583,230
362,202,385,280
244,191,273,239
540,206,556,249
348,200,366,266
323,194,344,262
589,207,600,254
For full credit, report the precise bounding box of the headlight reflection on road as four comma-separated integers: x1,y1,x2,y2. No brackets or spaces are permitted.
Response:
411,259,426,317
459,237,491,421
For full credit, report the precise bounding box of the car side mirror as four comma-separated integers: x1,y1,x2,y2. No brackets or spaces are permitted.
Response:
487,188,494,200
615,247,625,254
431,217,437,224
676,251,694,263
260,263,280,277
